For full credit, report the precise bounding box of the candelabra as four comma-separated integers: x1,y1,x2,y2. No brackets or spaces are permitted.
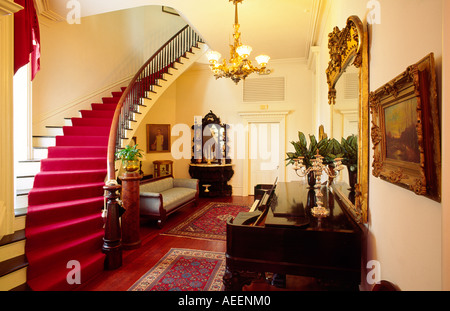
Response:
293,150,344,217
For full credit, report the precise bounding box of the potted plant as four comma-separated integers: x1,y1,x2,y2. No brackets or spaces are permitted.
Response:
341,134,358,189
286,131,329,187
115,144,143,172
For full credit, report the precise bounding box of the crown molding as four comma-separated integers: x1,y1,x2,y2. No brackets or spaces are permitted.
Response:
305,0,330,60
34,0,65,24
307,46,320,71
0,0,23,16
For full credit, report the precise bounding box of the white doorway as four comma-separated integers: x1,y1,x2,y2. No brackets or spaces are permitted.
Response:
239,111,288,196
249,122,280,195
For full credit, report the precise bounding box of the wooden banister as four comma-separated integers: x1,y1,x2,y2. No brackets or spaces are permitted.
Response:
103,25,204,269
107,25,204,181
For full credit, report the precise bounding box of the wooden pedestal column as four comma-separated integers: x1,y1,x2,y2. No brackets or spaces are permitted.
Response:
120,172,142,250
103,183,122,270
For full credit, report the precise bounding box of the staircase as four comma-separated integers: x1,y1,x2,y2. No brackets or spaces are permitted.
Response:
2,25,206,291
1,92,118,291
24,89,124,291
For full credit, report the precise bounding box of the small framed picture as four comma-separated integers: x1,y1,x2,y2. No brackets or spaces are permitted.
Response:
146,124,171,153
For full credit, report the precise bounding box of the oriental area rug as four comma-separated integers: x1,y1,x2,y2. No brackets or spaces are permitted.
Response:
128,248,225,291
162,202,250,241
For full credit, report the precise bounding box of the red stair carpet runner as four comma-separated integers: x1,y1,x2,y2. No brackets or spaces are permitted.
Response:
25,88,125,291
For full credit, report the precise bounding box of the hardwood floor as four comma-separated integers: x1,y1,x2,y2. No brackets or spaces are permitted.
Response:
78,196,254,291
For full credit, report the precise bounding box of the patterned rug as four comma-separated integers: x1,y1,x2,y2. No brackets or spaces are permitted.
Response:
162,202,250,241
128,248,225,291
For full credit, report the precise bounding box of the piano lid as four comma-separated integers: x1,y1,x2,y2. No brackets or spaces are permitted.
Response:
265,182,310,228
262,182,360,232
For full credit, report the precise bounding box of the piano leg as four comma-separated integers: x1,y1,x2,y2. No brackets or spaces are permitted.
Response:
223,267,259,291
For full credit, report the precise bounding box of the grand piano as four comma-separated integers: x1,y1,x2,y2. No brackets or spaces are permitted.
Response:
224,181,364,291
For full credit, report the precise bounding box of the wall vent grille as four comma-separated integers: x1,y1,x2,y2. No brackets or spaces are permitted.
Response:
243,77,285,102
344,73,359,100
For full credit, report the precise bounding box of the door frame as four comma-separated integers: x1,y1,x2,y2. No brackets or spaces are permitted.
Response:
239,111,289,196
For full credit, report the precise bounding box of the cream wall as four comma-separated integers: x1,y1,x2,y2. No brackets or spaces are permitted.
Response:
133,81,177,177
317,0,445,290
32,5,186,134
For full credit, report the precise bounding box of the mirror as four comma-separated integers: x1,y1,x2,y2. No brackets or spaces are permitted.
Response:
326,16,369,224
332,63,359,140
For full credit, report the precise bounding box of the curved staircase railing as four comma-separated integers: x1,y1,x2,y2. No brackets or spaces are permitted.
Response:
103,25,205,269
107,25,204,180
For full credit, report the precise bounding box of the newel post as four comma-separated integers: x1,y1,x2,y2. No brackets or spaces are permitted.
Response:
120,171,142,250
103,182,122,270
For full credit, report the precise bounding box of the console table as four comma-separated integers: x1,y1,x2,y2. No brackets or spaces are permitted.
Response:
188,164,234,197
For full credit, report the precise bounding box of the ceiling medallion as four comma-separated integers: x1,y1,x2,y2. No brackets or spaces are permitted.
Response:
206,0,272,84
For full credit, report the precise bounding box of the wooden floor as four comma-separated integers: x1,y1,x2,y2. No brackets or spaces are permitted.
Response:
78,195,325,291
78,196,253,291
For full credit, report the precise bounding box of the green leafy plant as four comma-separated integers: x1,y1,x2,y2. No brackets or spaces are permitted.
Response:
323,137,345,164
115,144,143,161
341,134,358,171
286,131,331,168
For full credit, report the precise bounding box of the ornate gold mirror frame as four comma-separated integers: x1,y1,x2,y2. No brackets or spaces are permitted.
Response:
326,16,369,224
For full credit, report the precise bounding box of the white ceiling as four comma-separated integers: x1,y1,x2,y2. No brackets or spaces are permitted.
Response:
45,0,326,61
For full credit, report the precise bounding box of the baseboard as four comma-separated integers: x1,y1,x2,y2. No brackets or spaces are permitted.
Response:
231,185,244,196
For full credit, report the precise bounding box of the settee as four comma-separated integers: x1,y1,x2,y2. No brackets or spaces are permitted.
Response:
139,177,199,228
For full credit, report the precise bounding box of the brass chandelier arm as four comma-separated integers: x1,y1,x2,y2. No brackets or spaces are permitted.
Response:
234,0,239,25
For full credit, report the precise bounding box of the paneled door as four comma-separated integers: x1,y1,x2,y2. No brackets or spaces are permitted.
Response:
248,122,281,195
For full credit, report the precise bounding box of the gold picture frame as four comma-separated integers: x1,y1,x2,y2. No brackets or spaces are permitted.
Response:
369,53,441,202
146,124,171,153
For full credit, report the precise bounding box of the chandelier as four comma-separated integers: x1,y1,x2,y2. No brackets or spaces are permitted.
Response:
206,0,272,84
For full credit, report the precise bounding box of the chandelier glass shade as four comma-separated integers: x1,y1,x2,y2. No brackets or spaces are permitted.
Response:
206,0,272,84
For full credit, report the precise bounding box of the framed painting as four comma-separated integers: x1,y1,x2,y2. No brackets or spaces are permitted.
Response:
146,124,171,153
369,53,441,201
